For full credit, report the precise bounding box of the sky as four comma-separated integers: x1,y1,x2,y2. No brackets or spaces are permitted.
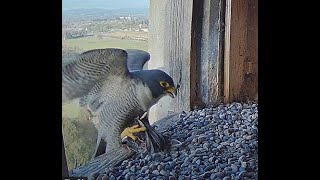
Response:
62,0,149,10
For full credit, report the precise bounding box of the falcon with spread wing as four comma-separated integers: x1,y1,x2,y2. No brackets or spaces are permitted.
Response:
62,48,176,176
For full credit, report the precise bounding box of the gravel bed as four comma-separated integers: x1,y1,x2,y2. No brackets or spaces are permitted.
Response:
95,102,258,180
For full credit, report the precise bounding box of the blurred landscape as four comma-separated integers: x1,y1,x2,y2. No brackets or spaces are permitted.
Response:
62,2,149,170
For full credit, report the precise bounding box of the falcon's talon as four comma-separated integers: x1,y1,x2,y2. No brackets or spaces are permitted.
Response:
120,125,147,141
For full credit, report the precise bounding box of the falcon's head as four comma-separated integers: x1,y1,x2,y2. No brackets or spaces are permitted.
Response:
132,69,177,99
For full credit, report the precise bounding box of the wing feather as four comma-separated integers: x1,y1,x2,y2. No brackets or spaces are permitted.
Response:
126,49,150,72
62,48,129,102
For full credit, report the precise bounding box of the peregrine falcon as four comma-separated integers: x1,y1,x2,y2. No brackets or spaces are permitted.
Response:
62,48,177,163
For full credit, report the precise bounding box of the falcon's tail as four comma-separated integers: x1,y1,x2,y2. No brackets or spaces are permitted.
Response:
70,147,133,179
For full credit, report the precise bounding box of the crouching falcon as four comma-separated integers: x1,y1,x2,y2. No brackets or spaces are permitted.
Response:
62,48,177,177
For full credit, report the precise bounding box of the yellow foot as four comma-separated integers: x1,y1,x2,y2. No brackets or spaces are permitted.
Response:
120,124,146,141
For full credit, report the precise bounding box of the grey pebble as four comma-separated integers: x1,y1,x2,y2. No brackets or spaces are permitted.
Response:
239,171,247,177
152,170,160,176
241,162,247,168
141,166,148,172
231,164,238,173
215,171,225,178
159,169,169,176
130,166,136,172
212,142,219,148
203,143,210,150
124,173,131,180
157,164,163,171
210,173,216,180
204,165,215,171
223,176,231,180
197,136,207,143
163,157,172,162
219,113,226,119
200,171,212,178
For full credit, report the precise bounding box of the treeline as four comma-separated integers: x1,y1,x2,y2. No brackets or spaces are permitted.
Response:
63,19,148,36
63,29,90,39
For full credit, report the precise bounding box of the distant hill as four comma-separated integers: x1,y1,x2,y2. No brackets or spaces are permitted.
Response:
62,0,149,10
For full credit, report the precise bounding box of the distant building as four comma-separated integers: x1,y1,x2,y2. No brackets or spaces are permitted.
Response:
141,28,149,32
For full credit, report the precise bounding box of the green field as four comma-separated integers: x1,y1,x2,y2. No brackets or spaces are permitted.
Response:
63,36,148,51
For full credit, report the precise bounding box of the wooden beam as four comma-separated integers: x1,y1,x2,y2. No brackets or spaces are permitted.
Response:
224,0,232,103
200,0,225,106
224,0,258,103
148,0,194,122
190,0,225,107
166,0,194,112
245,0,258,101
190,0,204,108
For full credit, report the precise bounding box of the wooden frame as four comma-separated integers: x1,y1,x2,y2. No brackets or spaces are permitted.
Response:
190,0,225,108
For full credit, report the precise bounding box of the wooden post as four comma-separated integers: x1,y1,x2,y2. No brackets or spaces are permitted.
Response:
190,0,225,108
148,0,194,122
165,0,194,112
224,0,258,103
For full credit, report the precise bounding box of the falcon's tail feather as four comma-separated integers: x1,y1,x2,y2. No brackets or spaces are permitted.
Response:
70,147,133,179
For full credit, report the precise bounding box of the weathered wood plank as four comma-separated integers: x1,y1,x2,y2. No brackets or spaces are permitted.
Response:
190,0,203,108
224,0,258,102
189,0,226,108
245,0,258,101
230,0,248,102
224,0,232,103
200,0,225,106
148,0,194,122
166,0,194,112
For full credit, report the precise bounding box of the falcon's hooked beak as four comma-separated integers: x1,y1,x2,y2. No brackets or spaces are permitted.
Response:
165,86,177,98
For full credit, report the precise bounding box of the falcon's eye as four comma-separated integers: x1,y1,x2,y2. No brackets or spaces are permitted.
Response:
160,81,169,88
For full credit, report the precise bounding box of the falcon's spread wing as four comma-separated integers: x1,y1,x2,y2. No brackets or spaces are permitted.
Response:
62,48,130,103
126,49,150,71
